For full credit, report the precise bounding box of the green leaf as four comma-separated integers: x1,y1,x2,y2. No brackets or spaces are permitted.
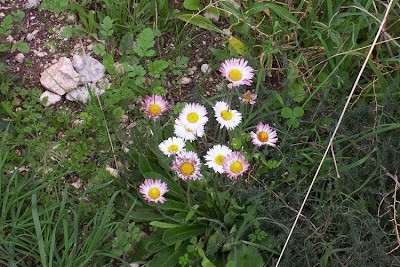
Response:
289,82,306,102
150,221,181,229
178,14,226,35
135,28,155,52
281,107,292,118
162,225,206,245
139,155,152,174
120,32,134,55
287,117,300,128
103,53,115,73
293,106,304,118
246,2,300,26
227,244,264,267
185,204,199,222
131,212,165,222
112,107,123,119
149,244,187,267
184,0,203,10
101,16,113,31
158,200,186,212
12,41,30,53
148,60,170,76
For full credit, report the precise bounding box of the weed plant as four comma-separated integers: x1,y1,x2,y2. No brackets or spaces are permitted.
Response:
0,0,399,266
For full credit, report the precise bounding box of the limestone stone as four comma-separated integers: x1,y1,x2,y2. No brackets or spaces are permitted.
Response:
72,55,105,84
40,91,62,107
40,57,80,95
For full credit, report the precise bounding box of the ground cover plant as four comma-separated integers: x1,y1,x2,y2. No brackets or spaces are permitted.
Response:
1,0,400,266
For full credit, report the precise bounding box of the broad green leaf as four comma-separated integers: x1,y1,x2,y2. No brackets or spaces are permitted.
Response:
246,2,300,26
150,221,181,229
293,106,304,118
184,0,203,10
162,225,206,245
281,107,292,118
131,212,165,221
12,41,30,53
136,28,155,51
148,60,170,76
227,244,264,267
103,53,115,73
185,204,199,222
120,32,134,55
149,244,187,267
158,200,186,211
178,14,226,35
139,155,152,174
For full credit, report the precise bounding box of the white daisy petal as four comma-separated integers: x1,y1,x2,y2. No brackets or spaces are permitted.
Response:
178,103,208,131
139,179,169,203
219,58,254,87
213,101,242,130
159,137,186,156
204,145,232,173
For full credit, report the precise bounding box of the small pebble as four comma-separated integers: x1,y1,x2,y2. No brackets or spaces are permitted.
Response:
180,77,192,85
15,53,25,63
201,63,211,73
36,52,48,57
6,35,13,43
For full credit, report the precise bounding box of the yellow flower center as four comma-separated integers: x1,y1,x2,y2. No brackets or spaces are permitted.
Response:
187,112,199,123
221,110,233,121
148,188,161,199
244,94,252,103
228,69,242,81
215,155,225,165
167,144,179,153
230,161,243,174
180,162,195,176
257,131,269,142
148,104,162,116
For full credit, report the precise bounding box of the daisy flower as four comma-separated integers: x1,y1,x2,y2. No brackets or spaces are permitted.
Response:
172,151,202,181
139,179,168,204
213,101,242,130
142,94,168,120
239,90,257,105
159,137,186,156
204,144,233,173
178,103,208,131
174,118,205,141
220,58,254,87
250,123,278,147
223,151,250,180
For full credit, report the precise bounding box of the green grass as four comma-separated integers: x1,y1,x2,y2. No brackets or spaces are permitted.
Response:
1,0,400,266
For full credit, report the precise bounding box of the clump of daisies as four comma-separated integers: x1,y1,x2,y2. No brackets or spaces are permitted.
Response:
137,58,279,204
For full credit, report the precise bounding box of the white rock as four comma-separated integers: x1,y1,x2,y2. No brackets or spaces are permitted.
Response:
66,84,105,103
72,55,105,84
86,44,94,51
26,30,39,41
36,51,48,57
40,57,80,95
201,63,211,73
6,35,13,43
15,53,25,63
129,264,140,267
40,91,62,107
180,77,191,85
0,13,5,19
25,0,40,9
72,54,85,71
